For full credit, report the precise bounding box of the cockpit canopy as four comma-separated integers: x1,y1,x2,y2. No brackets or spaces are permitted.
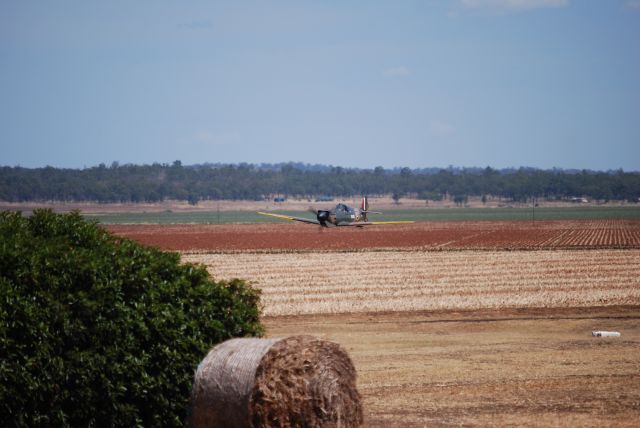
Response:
336,203,355,214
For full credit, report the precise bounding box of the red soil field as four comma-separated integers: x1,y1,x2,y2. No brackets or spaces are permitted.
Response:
105,219,640,251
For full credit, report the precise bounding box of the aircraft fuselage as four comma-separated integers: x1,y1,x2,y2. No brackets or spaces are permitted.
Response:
328,203,365,226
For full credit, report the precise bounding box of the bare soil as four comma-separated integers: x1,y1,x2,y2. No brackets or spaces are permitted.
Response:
0,198,428,213
106,219,640,251
104,219,640,426
1,196,632,214
265,307,640,427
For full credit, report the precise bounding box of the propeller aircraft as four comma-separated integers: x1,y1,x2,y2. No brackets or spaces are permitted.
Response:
257,196,414,227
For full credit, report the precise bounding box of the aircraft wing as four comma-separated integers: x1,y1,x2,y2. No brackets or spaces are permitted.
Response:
257,211,321,225
339,221,415,227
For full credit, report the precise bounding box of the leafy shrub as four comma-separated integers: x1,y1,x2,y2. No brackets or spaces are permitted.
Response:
0,210,263,427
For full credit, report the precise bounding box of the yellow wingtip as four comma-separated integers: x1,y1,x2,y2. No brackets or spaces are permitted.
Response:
369,221,415,225
257,211,295,221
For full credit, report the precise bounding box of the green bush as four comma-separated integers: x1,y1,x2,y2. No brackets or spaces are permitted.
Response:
0,210,263,426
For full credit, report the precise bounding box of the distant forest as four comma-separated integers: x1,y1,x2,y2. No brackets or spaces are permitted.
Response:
1,162,639,204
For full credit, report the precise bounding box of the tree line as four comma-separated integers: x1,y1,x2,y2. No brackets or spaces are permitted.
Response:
1,162,638,204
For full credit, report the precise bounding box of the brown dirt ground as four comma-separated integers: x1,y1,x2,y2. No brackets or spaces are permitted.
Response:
106,219,640,251
1,196,623,213
104,219,640,425
0,197,454,213
265,307,640,427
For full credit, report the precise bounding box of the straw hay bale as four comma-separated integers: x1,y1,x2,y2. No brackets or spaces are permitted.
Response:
190,335,363,428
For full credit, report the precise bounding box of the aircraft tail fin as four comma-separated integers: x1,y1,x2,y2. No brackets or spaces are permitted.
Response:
360,196,382,222
361,195,369,212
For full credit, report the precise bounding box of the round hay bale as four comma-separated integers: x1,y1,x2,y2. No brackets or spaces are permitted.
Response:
190,335,363,428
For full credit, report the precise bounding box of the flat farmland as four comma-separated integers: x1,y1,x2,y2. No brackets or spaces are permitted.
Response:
183,249,640,316
106,219,640,251
182,248,640,426
265,308,640,427
110,219,640,426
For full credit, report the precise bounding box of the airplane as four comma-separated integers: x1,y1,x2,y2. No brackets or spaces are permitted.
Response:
257,196,414,227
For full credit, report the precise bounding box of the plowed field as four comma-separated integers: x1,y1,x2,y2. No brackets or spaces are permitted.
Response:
106,219,640,251
106,219,640,426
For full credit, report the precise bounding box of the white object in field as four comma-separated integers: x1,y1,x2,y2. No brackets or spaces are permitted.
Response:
592,331,621,337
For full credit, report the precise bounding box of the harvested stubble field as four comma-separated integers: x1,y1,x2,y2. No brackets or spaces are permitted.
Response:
265,307,640,427
182,249,640,316
111,219,640,426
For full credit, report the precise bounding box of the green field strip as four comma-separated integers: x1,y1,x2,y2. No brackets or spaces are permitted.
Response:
87,206,640,224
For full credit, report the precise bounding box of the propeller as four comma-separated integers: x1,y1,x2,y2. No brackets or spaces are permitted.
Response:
308,207,329,227
316,210,330,227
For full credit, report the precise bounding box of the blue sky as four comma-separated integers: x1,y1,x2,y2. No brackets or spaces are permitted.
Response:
1,0,639,170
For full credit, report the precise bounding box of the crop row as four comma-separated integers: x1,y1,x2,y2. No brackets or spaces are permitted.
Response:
183,249,640,316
